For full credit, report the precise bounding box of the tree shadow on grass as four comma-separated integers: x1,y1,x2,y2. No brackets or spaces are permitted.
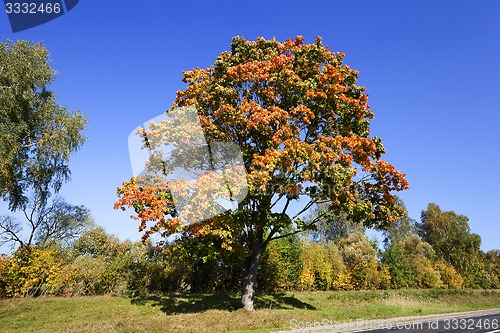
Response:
128,292,316,314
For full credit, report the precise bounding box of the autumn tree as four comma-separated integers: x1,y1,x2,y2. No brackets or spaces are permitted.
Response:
115,36,408,311
418,203,487,287
0,39,87,249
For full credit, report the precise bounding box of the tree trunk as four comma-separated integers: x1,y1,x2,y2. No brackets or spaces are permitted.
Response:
241,242,262,311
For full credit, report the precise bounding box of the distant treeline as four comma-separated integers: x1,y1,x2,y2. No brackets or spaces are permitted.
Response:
1,202,499,297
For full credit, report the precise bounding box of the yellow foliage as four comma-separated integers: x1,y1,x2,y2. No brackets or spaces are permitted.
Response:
378,264,392,290
298,256,315,291
0,247,67,297
298,242,351,291
434,260,463,289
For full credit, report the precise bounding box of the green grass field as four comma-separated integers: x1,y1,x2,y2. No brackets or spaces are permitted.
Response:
1,290,499,333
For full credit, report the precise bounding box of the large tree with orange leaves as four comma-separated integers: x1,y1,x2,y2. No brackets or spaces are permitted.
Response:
115,36,408,311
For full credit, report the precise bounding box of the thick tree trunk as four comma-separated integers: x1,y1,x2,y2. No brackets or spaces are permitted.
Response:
241,243,262,311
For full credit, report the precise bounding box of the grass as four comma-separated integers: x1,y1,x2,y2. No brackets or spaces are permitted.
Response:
0,289,499,332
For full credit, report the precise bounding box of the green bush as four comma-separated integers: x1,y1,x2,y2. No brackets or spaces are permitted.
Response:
259,233,303,291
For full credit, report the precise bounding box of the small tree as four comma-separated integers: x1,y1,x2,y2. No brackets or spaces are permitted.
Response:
259,229,303,291
116,36,408,310
382,242,415,288
338,231,380,289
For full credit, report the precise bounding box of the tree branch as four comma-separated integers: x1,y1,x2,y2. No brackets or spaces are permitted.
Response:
291,199,317,220
268,214,323,242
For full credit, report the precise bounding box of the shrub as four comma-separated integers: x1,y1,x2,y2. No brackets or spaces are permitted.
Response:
338,232,380,290
0,247,68,297
434,260,463,289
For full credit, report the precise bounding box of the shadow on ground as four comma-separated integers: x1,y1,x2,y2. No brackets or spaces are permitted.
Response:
129,292,316,314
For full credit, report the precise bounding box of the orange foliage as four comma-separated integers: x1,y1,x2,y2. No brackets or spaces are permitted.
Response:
115,36,409,249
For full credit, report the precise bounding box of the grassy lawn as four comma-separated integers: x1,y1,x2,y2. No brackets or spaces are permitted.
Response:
1,290,499,332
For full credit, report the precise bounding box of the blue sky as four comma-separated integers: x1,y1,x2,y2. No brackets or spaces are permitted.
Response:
1,1,499,251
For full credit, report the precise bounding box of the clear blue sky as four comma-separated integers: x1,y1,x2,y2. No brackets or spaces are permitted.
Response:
1,1,499,251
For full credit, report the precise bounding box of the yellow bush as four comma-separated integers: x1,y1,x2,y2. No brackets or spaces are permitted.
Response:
298,242,350,291
434,260,463,289
0,247,67,297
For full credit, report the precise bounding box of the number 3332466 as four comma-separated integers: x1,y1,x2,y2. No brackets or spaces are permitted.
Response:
5,2,62,14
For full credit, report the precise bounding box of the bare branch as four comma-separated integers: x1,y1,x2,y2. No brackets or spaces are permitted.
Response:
0,215,25,248
291,199,317,220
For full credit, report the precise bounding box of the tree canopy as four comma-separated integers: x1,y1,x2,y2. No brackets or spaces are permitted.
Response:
418,203,488,287
115,36,409,311
0,39,87,211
